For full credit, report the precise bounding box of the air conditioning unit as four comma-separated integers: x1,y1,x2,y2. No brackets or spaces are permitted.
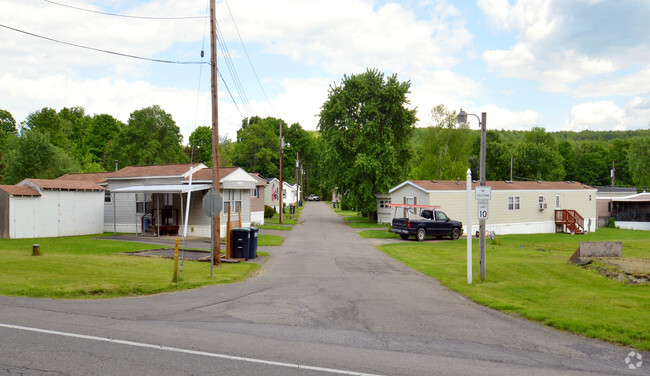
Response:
539,202,547,211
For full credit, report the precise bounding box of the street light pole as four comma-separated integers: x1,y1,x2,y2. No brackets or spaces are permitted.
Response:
479,112,487,281
279,126,283,225
458,109,487,281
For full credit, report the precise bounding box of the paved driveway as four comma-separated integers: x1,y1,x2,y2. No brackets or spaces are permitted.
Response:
0,202,644,375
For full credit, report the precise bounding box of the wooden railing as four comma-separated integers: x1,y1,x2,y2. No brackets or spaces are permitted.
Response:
555,209,585,234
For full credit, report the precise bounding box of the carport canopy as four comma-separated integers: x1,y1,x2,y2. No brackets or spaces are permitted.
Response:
111,184,213,194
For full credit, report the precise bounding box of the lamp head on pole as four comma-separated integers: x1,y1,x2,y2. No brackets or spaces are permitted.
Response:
457,108,468,126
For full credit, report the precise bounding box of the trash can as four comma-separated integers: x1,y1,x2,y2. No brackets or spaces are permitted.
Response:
248,227,259,259
143,217,150,234
231,228,251,260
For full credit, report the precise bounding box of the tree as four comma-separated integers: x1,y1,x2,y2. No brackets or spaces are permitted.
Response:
1,131,77,184
231,117,282,177
188,126,213,165
22,107,71,150
608,139,632,186
513,142,565,181
106,105,187,167
86,114,124,169
558,140,577,181
627,134,650,188
573,142,609,185
410,105,472,180
0,109,18,181
318,69,416,216
0,109,17,136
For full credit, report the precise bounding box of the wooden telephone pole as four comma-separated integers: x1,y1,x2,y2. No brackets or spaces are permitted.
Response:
210,0,221,266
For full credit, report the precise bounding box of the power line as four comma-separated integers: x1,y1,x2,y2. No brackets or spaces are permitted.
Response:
218,70,245,119
223,0,275,113
0,23,207,65
215,22,254,116
41,0,208,20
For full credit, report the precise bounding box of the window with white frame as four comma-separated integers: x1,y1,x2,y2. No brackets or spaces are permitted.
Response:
252,186,259,198
104,190,111,203
379,199,391,208
508,196,520,211
136,193,152,213
555,194,561,209
223,189,242,214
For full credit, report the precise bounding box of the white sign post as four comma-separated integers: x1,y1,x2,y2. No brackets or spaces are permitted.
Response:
466,169,472,284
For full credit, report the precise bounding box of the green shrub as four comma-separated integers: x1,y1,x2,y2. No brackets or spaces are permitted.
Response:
264,205,276,218
608,217,616,228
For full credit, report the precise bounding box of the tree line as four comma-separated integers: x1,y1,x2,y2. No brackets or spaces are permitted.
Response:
1,68,649,218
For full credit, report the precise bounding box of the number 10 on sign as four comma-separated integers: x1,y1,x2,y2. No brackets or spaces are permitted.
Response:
478,200,488,220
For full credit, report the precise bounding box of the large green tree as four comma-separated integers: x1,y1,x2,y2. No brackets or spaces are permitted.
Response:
0,109,17,136
231,117,282,177
318,69,416,216
187,125,214,165
1,131,77,184
86,114,124,169
627,133,650,188
410,105,472,180
106,105,187,167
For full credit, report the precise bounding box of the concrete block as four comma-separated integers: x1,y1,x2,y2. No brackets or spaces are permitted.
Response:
579,241,622,258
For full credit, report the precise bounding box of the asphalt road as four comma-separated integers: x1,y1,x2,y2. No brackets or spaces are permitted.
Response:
0,202,646,375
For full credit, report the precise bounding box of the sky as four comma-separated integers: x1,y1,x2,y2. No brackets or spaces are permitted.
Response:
1,0,649,143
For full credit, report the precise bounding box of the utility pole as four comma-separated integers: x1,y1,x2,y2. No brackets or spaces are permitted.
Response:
295,151,299,204
611,161,615,187
279,124,283,224
209,0,220,266
479,112,487,281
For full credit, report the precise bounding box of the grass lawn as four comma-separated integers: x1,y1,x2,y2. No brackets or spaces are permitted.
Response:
0,234,260,299
379,228,650,350
358,229,401,239
258,234,283,246
342,215,391,229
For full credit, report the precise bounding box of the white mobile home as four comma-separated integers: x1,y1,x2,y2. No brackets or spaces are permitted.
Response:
384,180,597,235
58,164,258,237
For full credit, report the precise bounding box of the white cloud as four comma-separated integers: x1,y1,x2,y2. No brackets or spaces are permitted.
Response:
572,67,650,98
563,97,650,132
219,0,470,75
438,103,543,131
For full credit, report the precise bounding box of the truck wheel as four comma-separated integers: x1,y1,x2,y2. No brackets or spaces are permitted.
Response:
416,228,426,242
400,234,409,240
451,228,460,240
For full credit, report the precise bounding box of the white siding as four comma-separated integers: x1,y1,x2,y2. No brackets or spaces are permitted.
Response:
9,191,104,239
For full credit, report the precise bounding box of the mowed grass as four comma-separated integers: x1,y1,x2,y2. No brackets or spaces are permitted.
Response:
358,229,401,239
0,234,260,299
379,228,650,350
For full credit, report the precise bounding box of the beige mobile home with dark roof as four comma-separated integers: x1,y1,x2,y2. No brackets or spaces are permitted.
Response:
385,180,597,235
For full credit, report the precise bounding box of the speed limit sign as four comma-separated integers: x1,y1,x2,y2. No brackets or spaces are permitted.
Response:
478,200,488,220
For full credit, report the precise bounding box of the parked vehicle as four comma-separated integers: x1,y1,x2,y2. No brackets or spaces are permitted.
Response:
307,194,320,201
389,204,463,241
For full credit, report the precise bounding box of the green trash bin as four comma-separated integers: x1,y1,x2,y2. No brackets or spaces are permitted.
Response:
248,227,258,259
231,228,251,260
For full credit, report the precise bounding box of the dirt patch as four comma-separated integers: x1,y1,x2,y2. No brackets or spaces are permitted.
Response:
572,257,650,284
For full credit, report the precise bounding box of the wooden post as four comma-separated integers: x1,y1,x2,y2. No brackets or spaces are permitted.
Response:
173,238,179,282
32,244,40,256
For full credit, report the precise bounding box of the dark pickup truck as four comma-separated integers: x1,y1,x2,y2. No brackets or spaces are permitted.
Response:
391,209,463,241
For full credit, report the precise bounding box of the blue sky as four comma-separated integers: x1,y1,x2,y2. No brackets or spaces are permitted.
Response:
1,0,649,142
